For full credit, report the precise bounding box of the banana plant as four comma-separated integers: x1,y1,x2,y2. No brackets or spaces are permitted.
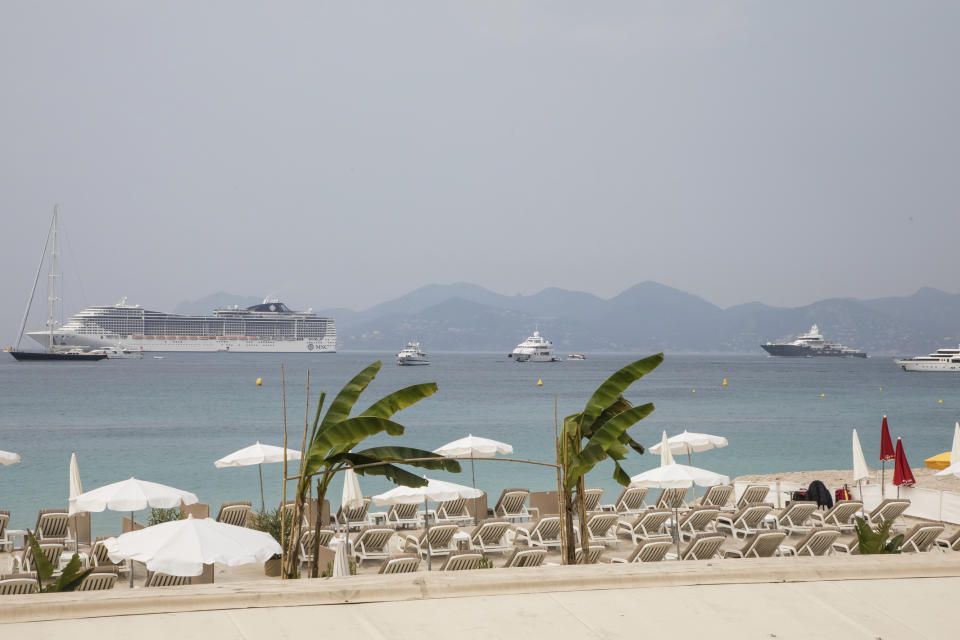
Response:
26,530,93,592
284,361,460,577
559,354,663,564
853,516,904,554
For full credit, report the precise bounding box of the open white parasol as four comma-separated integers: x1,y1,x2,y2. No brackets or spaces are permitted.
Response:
935,422,960,478
0,450,21,466
104,515,281,578
215,441,301,512
648,430,728,464
434,434,512,524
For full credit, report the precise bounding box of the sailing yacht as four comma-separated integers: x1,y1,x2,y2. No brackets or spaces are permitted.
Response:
8,207,106,361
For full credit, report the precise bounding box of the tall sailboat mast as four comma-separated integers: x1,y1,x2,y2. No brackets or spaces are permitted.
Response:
47,205,59,353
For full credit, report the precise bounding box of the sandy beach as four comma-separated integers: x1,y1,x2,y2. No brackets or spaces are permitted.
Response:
735,466,960,493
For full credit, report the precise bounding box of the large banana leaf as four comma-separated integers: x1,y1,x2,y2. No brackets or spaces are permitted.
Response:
361,383,438,419
27,531,55,581
317,362,381,435
328,452,430,488
567,403,654,488
354,446,461,473
46,554,93,592
302,416,405,476
580,354,663,434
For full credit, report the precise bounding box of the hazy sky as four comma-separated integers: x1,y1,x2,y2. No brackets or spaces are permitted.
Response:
2,2,958,340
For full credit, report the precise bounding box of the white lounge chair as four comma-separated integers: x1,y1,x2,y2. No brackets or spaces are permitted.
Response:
935,528,960,552
698,485,734,510
809,500,863,533
439,552,482,571
215,502,252,527
435,498,471,525
493,488,531,522
298,528,336,569
611,538,674,564
13,539,64,574
677,506,719,542
735,485,770,509
378,554,420,574
653,487,687,510
34,510,70,541
899,523,945,553
145,571,190,587
723,529,788,558
470,519,512,554
865,499,911,529
618,509,672,545
578,513,620,547
574,546,604,564
503,548,547,568
780,527,840,556
352,527,395,565
515,517,562,549
600,486,649,516
0,511,11,552
668,533,725,560
77,567,118,591
769,501,818,534
582,488,604,512
716,503,774,539
386,503,421,529
405,524,459,560
335,498,373,531
0,573,38,595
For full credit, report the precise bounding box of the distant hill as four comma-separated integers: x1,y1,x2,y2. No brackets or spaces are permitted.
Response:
181,283,960,354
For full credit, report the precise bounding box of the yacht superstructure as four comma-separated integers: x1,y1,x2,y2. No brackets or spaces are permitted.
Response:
509,329,561,362
396,342,429,366
895,347,960,372
761,325,867,358
27,298,336,353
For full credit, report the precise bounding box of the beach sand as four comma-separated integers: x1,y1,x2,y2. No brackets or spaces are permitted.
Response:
735,465,960,493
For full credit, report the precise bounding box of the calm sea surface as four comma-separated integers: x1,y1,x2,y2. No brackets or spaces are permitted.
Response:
1,351,958,535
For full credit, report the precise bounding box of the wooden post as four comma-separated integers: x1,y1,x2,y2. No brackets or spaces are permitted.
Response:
554,396,568,565
576,420,589,564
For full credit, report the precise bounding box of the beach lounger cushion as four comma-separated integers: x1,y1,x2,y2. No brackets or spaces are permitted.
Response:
0,573,39,595
724,529,788,558
503,548,547,568
515,517,562,549
440,552,482,571
378,554,420,574
619,509,672,544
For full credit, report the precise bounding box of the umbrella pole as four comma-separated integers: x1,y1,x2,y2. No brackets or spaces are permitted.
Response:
674,505,680,561
424,497,431,571
258,464,265,513
129,510,135,588
881,462,885,498
859,480,865,517
471,455,478,526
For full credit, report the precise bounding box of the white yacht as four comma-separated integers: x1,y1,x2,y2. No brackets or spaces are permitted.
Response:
895,346,960,372
509,329,561,362
91,345,144,359
397,342,429,366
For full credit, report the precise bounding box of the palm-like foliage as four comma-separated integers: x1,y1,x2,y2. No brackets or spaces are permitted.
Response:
284,361,460,577
26,530,93,592
559,354,663,563
853,516,904,554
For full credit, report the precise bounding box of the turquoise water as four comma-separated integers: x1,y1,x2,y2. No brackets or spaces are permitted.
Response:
1,352,958,536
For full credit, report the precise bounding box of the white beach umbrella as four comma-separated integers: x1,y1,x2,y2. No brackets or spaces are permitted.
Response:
0,449,21,466
434,434,513,524
631,432,730,559
373,477,482,571
339,467,364,542
332,533,350,577
214,441,301,512
935,422,960,478
71,477,200,587
648,430,728,464
68,453,83,551
104,516,281,578
852,429,869,516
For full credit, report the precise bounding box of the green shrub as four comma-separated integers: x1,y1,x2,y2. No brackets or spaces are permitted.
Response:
853,516,903,554
148,507,183,526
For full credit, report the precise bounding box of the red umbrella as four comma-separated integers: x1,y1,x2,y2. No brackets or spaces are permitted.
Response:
880,415,896,497
880,416,895,461
893,438,915,497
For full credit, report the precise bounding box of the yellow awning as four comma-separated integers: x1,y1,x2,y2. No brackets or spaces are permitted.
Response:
925,451,952,470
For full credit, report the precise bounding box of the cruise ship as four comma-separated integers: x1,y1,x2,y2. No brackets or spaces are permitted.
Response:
895,346,960,372
508,329,561,362
761,324,867,358
27,298,336,353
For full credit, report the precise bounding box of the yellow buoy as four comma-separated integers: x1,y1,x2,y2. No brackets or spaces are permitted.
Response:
820,393,825,398
256,378,262,386
879,387,883,391
722,378,727,386
939,399,943,404
691,389,696,393
537,379,543,387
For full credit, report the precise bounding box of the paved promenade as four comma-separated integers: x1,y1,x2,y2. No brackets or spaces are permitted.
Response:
3,554,959,638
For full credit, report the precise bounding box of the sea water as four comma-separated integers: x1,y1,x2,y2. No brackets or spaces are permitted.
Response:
1,352,957,536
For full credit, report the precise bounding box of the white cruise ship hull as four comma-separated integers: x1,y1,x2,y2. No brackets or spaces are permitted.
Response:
29,331,336,353
895,359,960,372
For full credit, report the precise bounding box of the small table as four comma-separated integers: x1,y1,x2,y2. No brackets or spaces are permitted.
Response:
5,529,27,551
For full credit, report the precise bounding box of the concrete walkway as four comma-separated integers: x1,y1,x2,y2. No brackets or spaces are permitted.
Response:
4,554,960,639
